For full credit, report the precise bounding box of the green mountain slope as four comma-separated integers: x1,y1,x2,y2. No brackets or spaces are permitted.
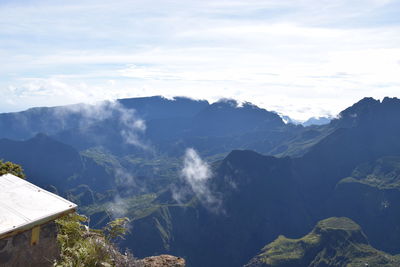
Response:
245,217,400,267
119,97,400,267
117,151,312,267
332,156,400,254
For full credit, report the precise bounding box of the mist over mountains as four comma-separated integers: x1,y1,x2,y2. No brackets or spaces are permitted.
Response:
1,96,400,266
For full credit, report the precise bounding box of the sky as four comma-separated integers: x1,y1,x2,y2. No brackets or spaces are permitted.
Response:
1,0,400,121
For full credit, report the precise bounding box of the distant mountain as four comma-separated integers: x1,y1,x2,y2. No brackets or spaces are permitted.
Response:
245,217,400,267
119,96,209,120
302,116,332,126
191,100,284,136
279,115,300,125
277,115,332,126
0,105,80,140
0,96,316,157
55,98,288,156
0,96,209,141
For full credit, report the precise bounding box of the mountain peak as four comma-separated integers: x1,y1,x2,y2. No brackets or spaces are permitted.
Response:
334,96,400,128
313,217,368,245
193,100,284,136
315,217,361,232
338,97,379,119
382,96,400,105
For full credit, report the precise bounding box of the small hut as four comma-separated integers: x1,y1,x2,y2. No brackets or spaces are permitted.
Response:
0,173,77,266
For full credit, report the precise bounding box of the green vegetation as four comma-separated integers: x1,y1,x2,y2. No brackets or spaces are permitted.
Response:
81,193,159,221
103,217,130,242
80,147,124,181
246,217,400,267
340,156,400,190
120,155,181,184
54,213,139,267
0,159,25,178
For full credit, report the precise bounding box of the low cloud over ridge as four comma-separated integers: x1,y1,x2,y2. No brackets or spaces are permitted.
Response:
173,148,222,212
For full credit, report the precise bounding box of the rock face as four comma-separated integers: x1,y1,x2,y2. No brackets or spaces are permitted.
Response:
140,254,185,267
245,217,400,267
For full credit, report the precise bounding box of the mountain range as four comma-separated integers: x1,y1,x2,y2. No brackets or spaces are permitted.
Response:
1,96,400,266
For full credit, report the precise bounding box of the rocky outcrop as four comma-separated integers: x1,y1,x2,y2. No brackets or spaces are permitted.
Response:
140,254,185,267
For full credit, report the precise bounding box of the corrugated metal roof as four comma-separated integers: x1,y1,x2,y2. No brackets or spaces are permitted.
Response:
0,173,77,238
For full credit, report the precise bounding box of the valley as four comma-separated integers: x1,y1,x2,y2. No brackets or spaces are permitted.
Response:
1,96,400,266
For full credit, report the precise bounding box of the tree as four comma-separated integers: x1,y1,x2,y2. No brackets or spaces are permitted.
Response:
0,160,25,179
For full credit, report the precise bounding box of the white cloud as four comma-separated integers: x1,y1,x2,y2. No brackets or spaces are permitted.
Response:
1,0,400,120
118,105,148,149
173,148,221,211
51,99,149,149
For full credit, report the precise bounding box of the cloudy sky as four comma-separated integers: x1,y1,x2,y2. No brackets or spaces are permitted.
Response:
1,0,399,120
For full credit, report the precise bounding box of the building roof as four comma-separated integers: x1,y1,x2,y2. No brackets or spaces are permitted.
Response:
0,173,77,238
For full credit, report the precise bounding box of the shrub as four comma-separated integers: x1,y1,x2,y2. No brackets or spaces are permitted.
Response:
54,213,142,267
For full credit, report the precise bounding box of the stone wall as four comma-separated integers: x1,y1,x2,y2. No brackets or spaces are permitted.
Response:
0,221,59,267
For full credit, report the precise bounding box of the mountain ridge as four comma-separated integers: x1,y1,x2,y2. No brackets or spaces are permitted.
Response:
2,96,400,266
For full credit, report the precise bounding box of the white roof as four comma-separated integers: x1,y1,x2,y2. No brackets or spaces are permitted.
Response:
0,173,77,237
